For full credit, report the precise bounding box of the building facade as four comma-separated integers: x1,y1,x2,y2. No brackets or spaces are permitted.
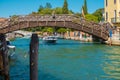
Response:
105,0,120,45
105,0,120,26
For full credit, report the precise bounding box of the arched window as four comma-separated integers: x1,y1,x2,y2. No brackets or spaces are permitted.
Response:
119,11,120,17
114,0,116,4
106,12,108,21
114,10,117,22
106,0,108,6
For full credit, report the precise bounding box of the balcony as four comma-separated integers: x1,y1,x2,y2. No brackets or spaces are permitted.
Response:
111,17,120,23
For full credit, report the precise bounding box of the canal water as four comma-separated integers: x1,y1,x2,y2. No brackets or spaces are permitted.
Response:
10,38,120,80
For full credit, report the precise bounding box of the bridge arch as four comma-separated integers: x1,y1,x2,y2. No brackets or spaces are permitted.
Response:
0,15,110,40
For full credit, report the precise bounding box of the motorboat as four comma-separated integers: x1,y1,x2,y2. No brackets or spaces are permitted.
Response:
43,36,57,43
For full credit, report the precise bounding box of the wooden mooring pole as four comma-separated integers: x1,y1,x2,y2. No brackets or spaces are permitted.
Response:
0,34,9,80
30,33,39,80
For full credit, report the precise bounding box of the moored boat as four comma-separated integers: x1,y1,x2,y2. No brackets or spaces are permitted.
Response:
43,36,57,43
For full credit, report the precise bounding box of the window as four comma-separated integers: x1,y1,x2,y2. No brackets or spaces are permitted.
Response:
114,10,117,18
114,0,116,4
119,11,120,17
114,10,117,22
106,0,108,6
106,12,108,21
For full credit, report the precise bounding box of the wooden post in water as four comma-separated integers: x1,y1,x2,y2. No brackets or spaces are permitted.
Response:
0,34,9,80
30,33,39,80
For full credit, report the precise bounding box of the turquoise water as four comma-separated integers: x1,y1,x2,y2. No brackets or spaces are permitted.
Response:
10,38,120,80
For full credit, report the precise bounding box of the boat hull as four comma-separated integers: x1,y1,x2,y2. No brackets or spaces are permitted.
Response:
43,40,57,43
43,36,57,44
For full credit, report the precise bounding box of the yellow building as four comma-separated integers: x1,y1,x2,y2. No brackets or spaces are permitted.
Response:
105,0,120,45
105,0,120,27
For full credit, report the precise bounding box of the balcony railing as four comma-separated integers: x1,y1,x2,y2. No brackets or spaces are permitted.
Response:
111,17,120,23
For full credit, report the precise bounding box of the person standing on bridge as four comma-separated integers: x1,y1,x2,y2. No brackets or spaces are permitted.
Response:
109,29,112,46
52,10,55,19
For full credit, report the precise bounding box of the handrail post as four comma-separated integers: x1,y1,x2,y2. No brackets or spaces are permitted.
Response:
64,20,66,27
29,33,39,80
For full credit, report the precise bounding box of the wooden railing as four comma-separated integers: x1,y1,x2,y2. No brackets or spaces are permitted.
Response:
0,14,111,40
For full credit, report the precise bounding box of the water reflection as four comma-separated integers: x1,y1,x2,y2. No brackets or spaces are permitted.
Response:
41,41,101,46
102,47,120,80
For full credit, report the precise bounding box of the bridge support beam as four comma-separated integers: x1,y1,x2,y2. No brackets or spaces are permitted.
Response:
0,34,10,80
29,33,39,80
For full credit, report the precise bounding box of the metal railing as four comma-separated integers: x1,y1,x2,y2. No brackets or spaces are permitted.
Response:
111,17,120,23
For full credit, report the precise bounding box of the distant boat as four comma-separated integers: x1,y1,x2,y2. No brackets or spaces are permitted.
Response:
43,36,57,43
22,34,31,39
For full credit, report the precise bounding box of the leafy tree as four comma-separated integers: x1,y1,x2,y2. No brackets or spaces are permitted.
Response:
85,14,98,22
38,8,53,14
54,7,73,14
28,2,73,33
30,12,38,16
68,10,74,14
54,7,63,14
38,3,52,14
46,27,54,34
35,27,42,31
38,5,44,12
57,28,67,33
83,0,88,15
45,3,52,8
93,8,104,22
42,27,47,32
62,0,69,14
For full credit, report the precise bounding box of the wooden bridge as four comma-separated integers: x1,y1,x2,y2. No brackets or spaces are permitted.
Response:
0,14,111,41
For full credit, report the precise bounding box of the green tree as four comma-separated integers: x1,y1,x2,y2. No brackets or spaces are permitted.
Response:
30,12,38,16
54,7,73,14
54,7,63,14
42,27,47,32
68,10,74,14
83,0,88,15
45,3,52,8
85,14,98,22
57,28,67,33
41,27,54,34
62,0,69,14
39,8,53,14
93,8,104,22
29,3,74,33
46,27,54,34
38,5,44,12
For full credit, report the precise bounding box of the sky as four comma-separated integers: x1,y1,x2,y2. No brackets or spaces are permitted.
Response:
0,0,104,18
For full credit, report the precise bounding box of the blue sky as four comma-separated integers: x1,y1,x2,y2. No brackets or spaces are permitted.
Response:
0,0,104,18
